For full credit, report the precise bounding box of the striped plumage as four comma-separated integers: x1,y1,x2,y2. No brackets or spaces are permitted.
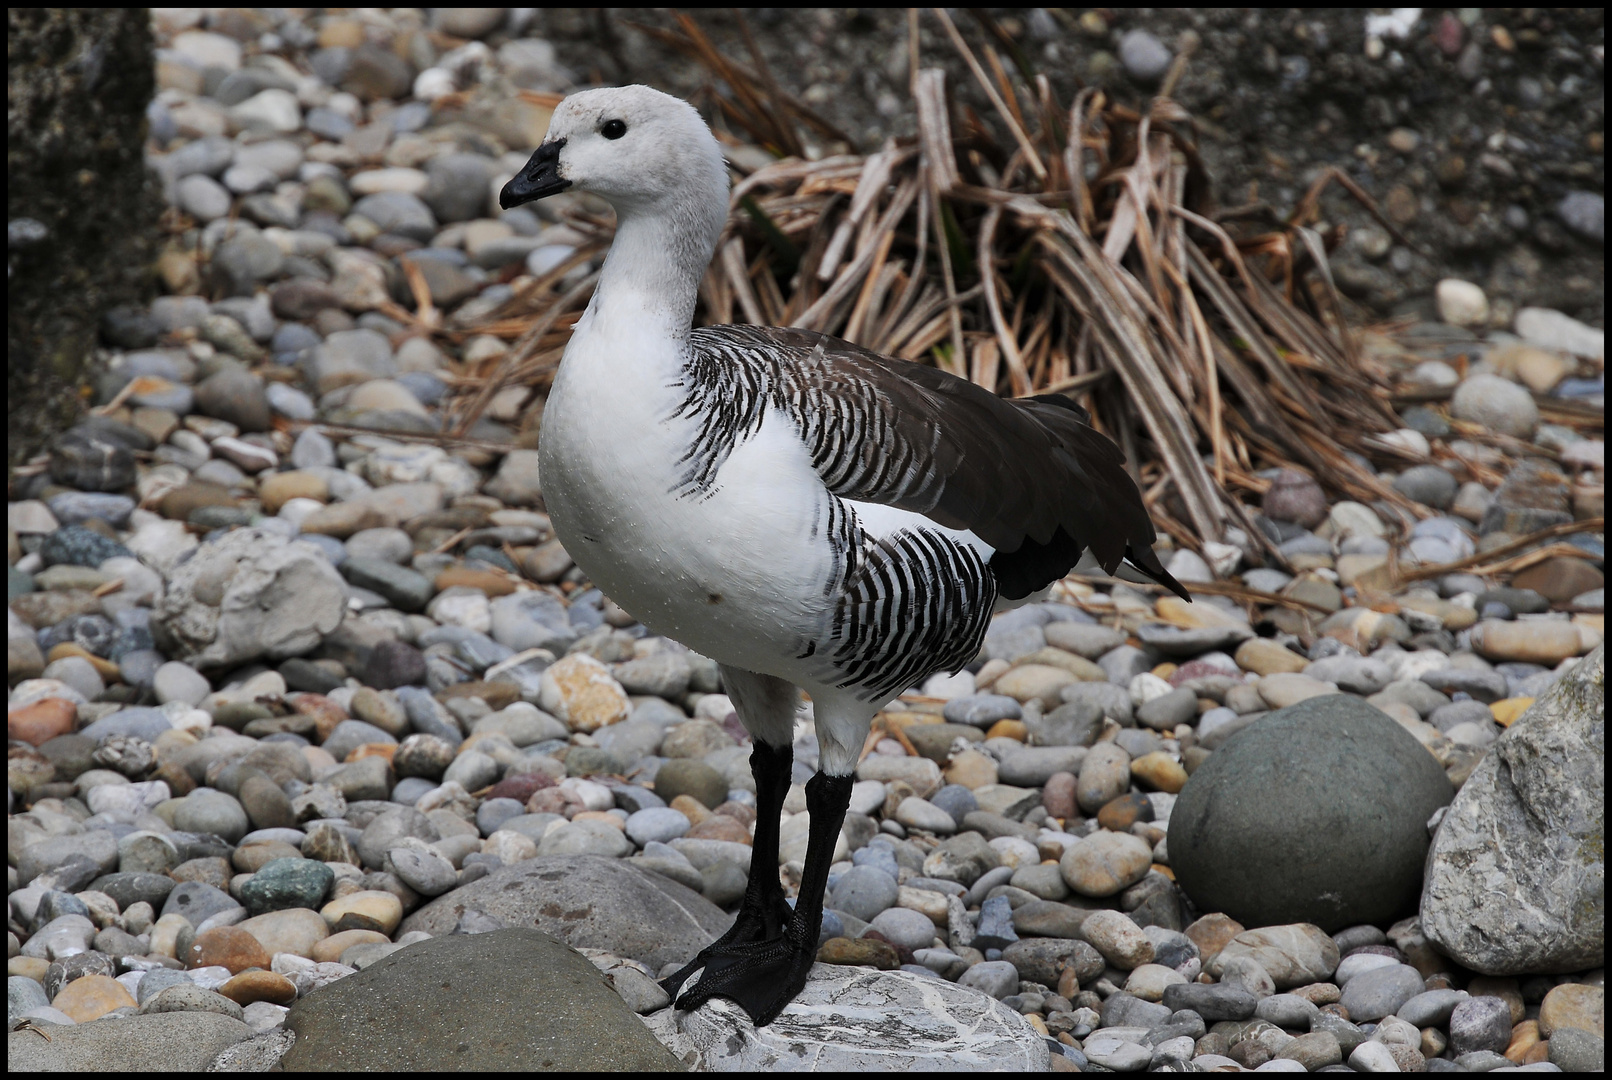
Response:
499,84,1186,1028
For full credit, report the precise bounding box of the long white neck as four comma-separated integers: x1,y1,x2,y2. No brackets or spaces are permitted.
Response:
580,187,724,349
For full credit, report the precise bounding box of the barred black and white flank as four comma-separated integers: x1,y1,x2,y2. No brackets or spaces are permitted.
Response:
500,84,1187,1028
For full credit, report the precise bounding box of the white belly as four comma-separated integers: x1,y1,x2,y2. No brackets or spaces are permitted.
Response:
539,345,836,676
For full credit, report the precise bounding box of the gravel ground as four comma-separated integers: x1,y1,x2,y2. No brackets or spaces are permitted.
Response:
5,7,1606,1073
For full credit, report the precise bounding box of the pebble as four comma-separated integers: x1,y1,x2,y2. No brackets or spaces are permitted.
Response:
7,16,1604,1074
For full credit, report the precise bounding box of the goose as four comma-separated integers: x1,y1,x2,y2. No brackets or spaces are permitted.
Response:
500,84,1187,1027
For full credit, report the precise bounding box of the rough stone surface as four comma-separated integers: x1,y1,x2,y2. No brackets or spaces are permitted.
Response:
6,1011,253,1071
1169,694,1453,931
645,963,1049,1071
281,929,681,1070
398,855,728,972
151,528,346,670
1422,645,1604,974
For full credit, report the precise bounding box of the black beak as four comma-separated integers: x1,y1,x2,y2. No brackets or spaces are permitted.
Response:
499,139,570,209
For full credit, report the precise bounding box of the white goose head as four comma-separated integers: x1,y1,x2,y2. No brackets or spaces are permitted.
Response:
500,85,729,228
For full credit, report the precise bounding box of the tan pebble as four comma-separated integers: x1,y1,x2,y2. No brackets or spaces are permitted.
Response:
292,693,348,742
319,890,403,935
51,974,136,1022
1184,912,1244,964
1292,982,1342,1005
943,748,999,789
669,794,711,826
1470,619,1584,665
571,809,626,831
686,814,750,844
311,928,391,963
1537,982,1604,1038
1059,831,1152,898
1505,1019,1541,1064
816,936,898,969
258,470,329,514
347,742,396,764
46,643,122,682
538,654,630,732
238,907,333,959
1080,909,1154,969
1256,672,1336,709
984,718,1027,742
895,886,949,926
1524,1041,1552,1065
219,969,297,1006
434,567,518,596
1489,697,1534,727
8,956,50,982
1012,647,1106,682
972,657,1012,690
1235,637,1309,676
1130,751,1187,793
991,664,1075,708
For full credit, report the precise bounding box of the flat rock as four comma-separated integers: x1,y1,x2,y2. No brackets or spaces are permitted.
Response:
1422,645,1604,974
6,1011,253,1071
1206,924,1339,989
151,528,345,671
1169,694,1452,931
645,963,1048,1071
281,929,680,1071
398,855,729,972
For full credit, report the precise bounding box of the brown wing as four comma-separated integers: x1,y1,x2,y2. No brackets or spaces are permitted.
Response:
687,325,1187,602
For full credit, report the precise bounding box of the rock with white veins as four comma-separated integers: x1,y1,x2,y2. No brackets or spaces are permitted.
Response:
1422,644,1604,974
643,963,1049,1071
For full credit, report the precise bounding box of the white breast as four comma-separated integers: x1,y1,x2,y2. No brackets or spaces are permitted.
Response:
540,332,838,674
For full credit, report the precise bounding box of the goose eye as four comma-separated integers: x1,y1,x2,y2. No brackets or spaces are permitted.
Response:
601,119,626,140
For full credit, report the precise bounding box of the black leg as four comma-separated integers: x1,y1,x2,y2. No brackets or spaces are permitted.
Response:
660,739,795,1000
669,768,854,1026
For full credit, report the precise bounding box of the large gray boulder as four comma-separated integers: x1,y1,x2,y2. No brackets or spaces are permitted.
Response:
1422,644,1604,974
644,964,1049,1071
151,527,346,671
399,855,730,972
281,929,681,1071
1168,694,1453,931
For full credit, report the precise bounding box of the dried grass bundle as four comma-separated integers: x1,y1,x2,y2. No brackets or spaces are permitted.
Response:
436,9,1596,573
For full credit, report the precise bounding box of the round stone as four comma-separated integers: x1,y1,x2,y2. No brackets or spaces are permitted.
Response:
1060,831,1153,897
218,969,297,1006
829,865,899,923
1263,470,1327,528
652,759,728,810
1449,995,1514,1056
869,907,938,952
173,790,252,845
1337,963,1426,1023
1451,374,1539,438
238,856,334,915
1081,909,1156,970
153,661,211,706
1168,694,1453,931
187,925,272,973
625,807,692,847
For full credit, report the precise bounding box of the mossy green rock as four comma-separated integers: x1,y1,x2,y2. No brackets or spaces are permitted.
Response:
281,928,683,1071
239,857,334,915
1168,693,1452,932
